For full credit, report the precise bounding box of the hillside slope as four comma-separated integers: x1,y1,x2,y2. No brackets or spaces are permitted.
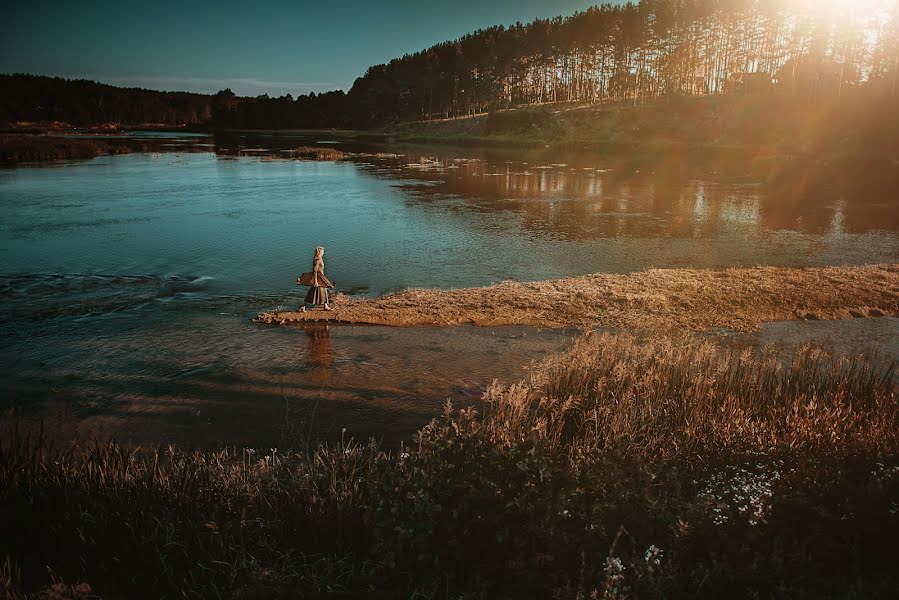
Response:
386,92,899,158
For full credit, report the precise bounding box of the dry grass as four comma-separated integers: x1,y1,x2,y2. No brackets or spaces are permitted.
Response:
1,434,389,598
2,332,897,597
255,263,899,331
291,145,345,160
481,332,898,461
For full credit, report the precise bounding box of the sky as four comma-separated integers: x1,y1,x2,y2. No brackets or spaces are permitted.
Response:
2,0,602,97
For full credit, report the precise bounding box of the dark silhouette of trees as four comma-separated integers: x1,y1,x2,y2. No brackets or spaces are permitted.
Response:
0,74,223,127
0,75,348,130
210,89,348,129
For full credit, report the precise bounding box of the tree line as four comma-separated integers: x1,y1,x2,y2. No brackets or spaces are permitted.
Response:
347,0,899,125
0,74,348,129
1,74,223,128
3,0,897,130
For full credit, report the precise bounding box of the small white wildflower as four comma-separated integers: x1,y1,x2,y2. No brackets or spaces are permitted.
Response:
699,462,780,527
871,463,899,486
605,556,625,580
644,545,663,567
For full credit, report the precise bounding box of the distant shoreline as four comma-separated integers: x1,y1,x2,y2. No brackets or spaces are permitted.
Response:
4,93,896,168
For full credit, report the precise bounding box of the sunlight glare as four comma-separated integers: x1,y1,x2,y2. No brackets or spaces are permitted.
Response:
810,0,889,18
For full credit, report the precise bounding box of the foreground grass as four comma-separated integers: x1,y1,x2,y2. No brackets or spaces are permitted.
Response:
2,333,897,598
255,264,899,330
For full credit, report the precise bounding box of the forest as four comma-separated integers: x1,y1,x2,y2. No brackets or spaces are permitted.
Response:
0,74,348,130
1,74,232,128
2,0,898,130
348,0,899,125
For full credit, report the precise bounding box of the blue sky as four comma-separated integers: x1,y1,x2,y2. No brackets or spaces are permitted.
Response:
2,0,602,96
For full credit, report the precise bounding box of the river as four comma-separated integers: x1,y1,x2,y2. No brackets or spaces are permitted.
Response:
1,132,897,446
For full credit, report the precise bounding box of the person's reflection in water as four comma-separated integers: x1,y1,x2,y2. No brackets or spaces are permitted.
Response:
303,323,332,384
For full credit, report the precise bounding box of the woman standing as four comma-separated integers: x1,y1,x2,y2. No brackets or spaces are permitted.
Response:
297,245,334,311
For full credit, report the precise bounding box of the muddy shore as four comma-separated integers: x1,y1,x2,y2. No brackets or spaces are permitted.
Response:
254,264,899,331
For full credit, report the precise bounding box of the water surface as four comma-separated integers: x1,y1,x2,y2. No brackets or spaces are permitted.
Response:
2,133,897,445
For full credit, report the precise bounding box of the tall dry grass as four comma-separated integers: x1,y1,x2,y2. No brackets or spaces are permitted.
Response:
2,333,897,598
0,431,391,598
483,333,897,461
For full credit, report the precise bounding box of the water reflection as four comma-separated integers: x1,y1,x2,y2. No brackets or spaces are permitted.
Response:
341,145,897,239
304,323,332,373
0,317,575,448
34,130,897,239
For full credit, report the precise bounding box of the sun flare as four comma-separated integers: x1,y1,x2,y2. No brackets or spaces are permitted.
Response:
809,0,892,19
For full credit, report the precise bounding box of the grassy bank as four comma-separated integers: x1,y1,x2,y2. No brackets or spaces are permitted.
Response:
385,93,899,157
255,264,899,330
2,332,896,598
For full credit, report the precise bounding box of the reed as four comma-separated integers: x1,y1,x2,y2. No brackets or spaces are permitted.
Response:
291,146,345,161
482,332,898,461
2,333,896,598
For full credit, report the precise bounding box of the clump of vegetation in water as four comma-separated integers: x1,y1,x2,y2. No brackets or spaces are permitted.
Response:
0,135,153,164
2,334,896,598
292,145,345,161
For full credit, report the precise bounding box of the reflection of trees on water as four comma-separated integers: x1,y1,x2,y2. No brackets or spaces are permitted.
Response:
759,186,899,234
359,148,897,240
203,134,897,239
383,160,749,240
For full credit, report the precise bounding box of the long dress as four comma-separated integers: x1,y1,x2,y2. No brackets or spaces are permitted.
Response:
304,257,331,306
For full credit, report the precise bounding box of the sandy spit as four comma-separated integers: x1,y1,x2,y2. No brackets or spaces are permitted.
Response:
254,264,899,331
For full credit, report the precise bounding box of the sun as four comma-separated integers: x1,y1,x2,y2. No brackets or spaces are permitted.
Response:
811,0,891,17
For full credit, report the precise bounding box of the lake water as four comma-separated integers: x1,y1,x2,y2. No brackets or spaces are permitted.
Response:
2,132,897,447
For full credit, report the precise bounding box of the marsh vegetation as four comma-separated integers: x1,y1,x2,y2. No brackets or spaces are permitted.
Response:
3,333,896,598
0,135,155,164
